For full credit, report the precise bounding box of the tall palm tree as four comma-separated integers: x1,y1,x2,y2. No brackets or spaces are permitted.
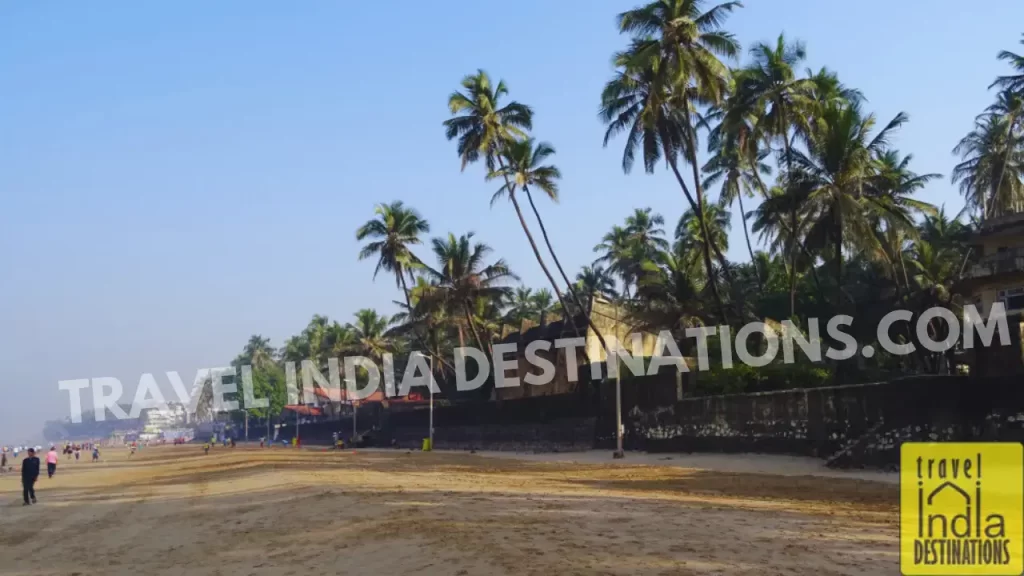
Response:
703,132,770,280
489,138,587,328
356,201,430,314
991,35,1024,94
791,100,911,309
952,114,1024,219
444,70,532,171
420,232,517,350
982,88,1024,216
445,72,597,345
734,33,812,316
601,0,742,320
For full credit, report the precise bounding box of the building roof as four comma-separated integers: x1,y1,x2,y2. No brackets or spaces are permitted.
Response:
307,386,427,405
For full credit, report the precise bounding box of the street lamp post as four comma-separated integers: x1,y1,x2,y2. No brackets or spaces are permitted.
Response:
429,354,434,451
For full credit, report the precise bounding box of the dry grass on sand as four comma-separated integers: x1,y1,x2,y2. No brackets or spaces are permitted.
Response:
0,446,898,575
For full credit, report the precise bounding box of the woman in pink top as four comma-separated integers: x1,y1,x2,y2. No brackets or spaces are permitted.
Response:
45,447,58,478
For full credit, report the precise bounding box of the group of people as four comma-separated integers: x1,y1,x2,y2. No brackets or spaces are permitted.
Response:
3,444,103,506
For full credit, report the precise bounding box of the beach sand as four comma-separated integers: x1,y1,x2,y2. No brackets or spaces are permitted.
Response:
0,446,899,575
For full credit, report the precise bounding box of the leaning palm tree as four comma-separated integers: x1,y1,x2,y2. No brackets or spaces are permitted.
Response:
445,72,598,345
489,137,587,328
601,0,742,319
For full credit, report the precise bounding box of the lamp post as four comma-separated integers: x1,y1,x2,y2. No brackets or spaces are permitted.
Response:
429,354,434,451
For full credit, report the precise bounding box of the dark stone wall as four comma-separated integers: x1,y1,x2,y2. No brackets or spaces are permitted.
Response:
273,375,1024,469
624,375,1024,468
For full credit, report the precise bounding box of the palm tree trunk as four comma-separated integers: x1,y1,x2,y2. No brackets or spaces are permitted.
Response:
683,128,738,319
784,136,798,319
664,149,729,323
462,300,486,352
986,115,1018,219
834,208,844,311
522,184,595,318
500,174,609,360
735,192,762,290
799,240,825,304
494,155,586,340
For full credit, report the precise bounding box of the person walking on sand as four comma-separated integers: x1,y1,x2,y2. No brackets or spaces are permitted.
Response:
203,442,210,455
92,446,100,462
22,448,40,505
45,447,58,478
74,447,80,462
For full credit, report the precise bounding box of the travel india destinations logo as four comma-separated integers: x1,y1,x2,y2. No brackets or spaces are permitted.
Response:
900,442,1024,575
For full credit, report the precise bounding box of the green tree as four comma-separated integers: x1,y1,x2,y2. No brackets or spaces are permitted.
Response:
420,232,517,350
356,201,430,330
601,0,742,319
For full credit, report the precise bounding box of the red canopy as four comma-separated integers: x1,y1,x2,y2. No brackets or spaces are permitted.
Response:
283,405,324,416
308,387,427,405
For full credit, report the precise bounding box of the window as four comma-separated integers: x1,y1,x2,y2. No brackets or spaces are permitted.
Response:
997,287,1024,312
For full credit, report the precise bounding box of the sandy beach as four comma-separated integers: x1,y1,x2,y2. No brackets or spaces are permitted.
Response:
0,445,899,575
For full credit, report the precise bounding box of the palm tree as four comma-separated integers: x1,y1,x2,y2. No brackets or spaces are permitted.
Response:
630,250,709,338
594,225,640,296
356,201,430,315
735,34,814,317
531,288,557,315
238,335,276,370
703,130,771,281
504,286,538,326
575,265,619,303
350,309,393,363
446,72,596,344
675,199,730,280
952,114,1024,219
601,0,742,319
420,232,517,350
625,207,671,255
792,100,911,309
489,137,588,329
444,70,532,171
991,35,1024,94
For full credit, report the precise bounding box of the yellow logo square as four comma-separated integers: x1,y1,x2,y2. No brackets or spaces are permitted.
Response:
901,442,1023,575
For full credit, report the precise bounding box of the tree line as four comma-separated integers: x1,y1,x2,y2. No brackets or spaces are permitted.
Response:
222,1,1023,416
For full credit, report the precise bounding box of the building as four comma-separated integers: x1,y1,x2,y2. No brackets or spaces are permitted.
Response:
494,296,692,402
140,403,188,435
957,211,1024,375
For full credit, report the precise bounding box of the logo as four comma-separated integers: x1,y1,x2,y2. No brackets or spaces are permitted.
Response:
901,442,1023,575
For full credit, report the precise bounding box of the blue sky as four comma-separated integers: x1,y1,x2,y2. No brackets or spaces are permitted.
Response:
1,1,1021,442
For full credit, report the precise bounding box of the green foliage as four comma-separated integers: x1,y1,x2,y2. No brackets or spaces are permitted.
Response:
693,362,833,396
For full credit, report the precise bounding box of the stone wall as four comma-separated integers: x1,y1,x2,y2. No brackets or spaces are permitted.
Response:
624,375,1024,467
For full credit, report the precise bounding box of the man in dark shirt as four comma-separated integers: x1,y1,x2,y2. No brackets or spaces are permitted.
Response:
21,447,40,505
